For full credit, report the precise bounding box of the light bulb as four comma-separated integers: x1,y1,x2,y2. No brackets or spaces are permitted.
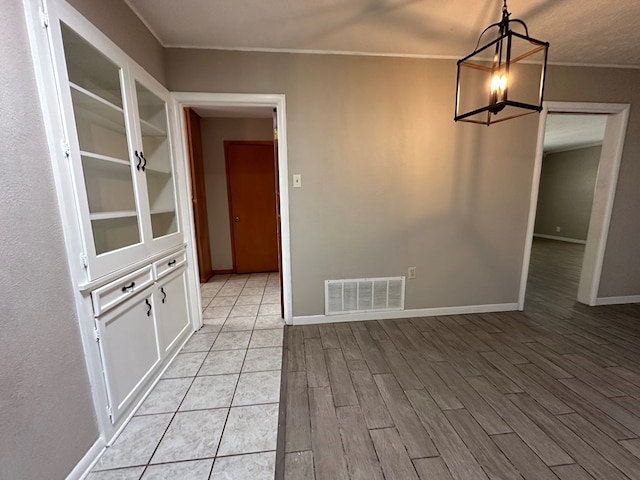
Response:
489,72,508,114
491,73,508,94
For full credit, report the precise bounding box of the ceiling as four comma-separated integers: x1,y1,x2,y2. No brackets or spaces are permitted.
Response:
544,114,606,153
125,0,640,67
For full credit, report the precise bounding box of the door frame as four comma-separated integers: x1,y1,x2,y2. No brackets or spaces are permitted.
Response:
518,101,630,309
171,93,293,324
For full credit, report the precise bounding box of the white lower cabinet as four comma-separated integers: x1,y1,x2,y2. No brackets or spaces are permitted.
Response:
155,267,190,355
95,290,160,423
93,249,191,424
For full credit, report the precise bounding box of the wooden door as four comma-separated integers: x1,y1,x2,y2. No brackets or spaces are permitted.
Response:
226,141,279,273
184,108,213,282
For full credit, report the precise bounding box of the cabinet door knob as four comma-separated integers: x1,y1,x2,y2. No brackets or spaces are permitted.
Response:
122,282,135,292
160,287,167,304
145,298,152,316
134,151,142,171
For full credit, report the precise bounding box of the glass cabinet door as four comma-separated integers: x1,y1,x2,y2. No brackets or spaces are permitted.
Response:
60,24,141,256
135,82,178,240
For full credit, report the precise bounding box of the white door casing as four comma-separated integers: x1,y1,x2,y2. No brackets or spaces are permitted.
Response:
171,92,293,324
519,102,630,308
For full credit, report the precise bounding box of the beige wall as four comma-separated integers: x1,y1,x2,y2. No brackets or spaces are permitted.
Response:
165,50,640,313
535,146,601,241
165,50,542,315
1,1,98,478
200,117,273,271
67,0,165,84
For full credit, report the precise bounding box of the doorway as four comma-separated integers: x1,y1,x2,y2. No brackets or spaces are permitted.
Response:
519,102,630,309
173,93,293,324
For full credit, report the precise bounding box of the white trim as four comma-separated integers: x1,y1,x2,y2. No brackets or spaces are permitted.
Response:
533,234,586,245
171,92,293,325
519,102,630,309
64,438,105,480
595,295,640,306
518,107,548,310
293,303,518,325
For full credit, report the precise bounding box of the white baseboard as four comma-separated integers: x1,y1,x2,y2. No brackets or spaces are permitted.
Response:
595,295,640,306
292,303,519,325
533,234,586,245
65,437,105,480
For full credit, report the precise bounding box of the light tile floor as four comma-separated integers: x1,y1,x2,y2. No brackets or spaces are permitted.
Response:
88,272,284,480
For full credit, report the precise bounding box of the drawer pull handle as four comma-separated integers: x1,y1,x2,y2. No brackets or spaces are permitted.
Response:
134,151,142,171
160,287,167,304
145,298,152,316
168,259,177,267
122,282,135,292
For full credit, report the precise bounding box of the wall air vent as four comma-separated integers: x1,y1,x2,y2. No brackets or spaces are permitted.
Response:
325,276,405,316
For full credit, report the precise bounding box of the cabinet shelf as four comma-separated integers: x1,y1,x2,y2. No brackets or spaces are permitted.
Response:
71,83,126,134
81,150,130,167
145,166,171,175
140,118,166,137
90,210,138,221
150,209,175,215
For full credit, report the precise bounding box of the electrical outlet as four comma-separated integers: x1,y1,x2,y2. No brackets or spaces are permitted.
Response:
408,267,416,279
555,226,561,233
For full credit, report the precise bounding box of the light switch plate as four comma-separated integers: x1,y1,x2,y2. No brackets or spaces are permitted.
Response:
293,174,302,188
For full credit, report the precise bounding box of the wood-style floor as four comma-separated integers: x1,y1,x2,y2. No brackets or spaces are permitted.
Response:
281,238,640,479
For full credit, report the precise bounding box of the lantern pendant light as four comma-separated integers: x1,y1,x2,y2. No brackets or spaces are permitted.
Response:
454,0,549,126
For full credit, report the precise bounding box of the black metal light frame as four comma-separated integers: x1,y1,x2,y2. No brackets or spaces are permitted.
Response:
454,0,549,126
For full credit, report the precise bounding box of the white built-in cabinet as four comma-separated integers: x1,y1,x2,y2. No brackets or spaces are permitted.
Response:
55,21,180,280
36,0,196,429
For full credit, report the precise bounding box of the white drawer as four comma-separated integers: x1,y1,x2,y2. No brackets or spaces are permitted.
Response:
154,250,187,280
91,266,154,316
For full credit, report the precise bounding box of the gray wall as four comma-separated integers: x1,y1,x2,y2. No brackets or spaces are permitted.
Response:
0,1,97,478
165,50,540,315
534,146,601,241
164,49,640,312
200,117,273,271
